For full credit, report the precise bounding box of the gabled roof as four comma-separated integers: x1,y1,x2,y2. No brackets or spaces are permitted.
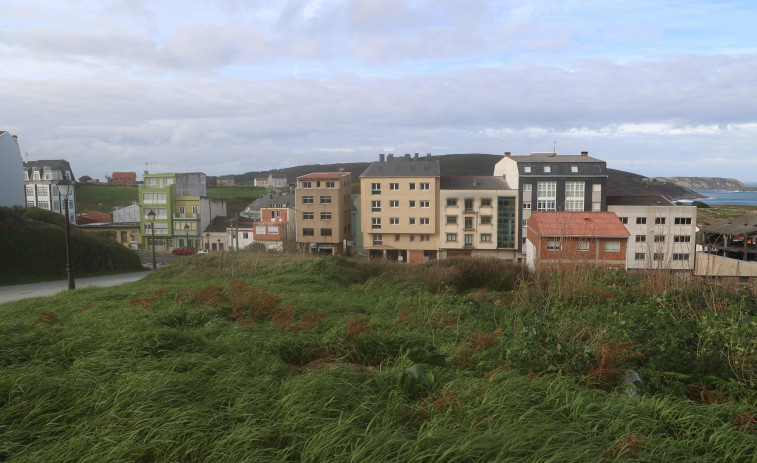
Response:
360,156,440,177
246,194,295,211
504,153,604,163
76,211,113,224
204,216,230,233
529,212,630,238
297,172,350,180
112,171,136,177
440,175,511,190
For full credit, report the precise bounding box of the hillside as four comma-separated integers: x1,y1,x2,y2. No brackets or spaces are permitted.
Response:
607,168,703,200
656,176,747,191
0,206,144,285
1,254,756,461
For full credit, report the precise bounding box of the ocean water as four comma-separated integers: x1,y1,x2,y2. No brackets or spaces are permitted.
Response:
676,189,757,206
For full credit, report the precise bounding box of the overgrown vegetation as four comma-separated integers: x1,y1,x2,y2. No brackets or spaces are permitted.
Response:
0,206,143,285
2,253,757,461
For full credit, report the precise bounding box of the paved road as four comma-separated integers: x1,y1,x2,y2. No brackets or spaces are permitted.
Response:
0,271,151,304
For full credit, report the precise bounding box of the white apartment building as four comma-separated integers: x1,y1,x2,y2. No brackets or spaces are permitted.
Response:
22,159,76,223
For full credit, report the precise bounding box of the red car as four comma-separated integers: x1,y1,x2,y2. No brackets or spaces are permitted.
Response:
171,246,195,255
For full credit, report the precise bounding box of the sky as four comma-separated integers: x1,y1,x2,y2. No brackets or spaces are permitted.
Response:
2,0,757,182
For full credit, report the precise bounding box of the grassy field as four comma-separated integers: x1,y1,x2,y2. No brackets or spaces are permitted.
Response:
694,204,757,226
2,253,757,461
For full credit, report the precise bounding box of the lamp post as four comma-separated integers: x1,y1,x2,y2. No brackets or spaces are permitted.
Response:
206,233,210,251
147,209,156,270
57,181,75,290
217,238,221,252
184,223,190,251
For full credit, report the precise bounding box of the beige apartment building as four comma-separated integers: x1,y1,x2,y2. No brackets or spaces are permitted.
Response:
295,172,352,255
439,176,519,260
360,153,440,263
607,195,697,271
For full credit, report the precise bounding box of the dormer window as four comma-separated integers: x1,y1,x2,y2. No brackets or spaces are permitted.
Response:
24,171,29,181
33,171,40,180
571,165,578,173
44,172,52,180
593,165,601,174
544,166,551,173
524,166,531,173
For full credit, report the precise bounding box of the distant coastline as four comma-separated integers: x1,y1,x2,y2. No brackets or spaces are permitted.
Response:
676,189,757,206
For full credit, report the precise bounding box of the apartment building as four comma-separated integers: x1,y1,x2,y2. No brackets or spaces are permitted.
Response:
295,172,352,255
22,159,76,223
526,211,630,269
360,153,440,263
0,131,24,207
111,172,137,185
439,176,519,259
494,151,608,257
139,171,226,251
608,195,697,271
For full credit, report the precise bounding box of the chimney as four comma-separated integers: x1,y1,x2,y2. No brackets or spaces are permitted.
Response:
387,154,394,160
405,153,411,160
426,153,431,159
504,152,511,157
379,153,385,162
581,151,588,156
414,153,419,160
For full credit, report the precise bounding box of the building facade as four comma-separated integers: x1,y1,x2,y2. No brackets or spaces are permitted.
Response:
608,196,697,271
0,131,24,207
438,176,519,259
22,159,76,223
252,206,294,250
296,172,352,255
526,211,630,269
360,153,440,263
111,172,137,185
494,151,608,257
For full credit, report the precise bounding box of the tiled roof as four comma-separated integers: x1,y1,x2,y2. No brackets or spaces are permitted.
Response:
297,172,350,180
440,175,511,190
529,212,630,237
360,157,440,177
112,171,136,177
204,216,230,233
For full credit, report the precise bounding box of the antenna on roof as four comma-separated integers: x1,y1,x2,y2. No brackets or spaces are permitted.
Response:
553,141,557,155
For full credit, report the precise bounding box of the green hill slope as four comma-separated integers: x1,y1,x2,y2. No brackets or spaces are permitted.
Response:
0,207,144,285
1,254,756,461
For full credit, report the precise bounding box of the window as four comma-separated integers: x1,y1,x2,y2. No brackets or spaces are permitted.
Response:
674,235,691,243
320,228,332,236
604,241,621,252
546,240,561,251
675,217,692,225
243,232,249,239
464,234,473,246
409,235,415,242
389,183,399,190
303,212,314,220
524,166,531,173
420,183,430,190
619,217,628,224
395,234,400,242
302,196,314,204
593,165,602,174
33,171,40,180
523,202,531,210
571,165,578,173
390,200,399,208
446,198,458,207
409,200,416,208
390,217,399,225
464,199,473,211
480,216,492,225
635,235,646,242
320,212,332,220
325,181,335,188
24,171,28,181
446,216,457,224
26,200,35,208
420,200,430,208
523,184,532,192
372,218,381,229
420,218,430,225
635,252,646,260
44,171,52,180
655,217,666,225
654,235,665,243
544,166,551,173
179,206,185,215
536,181,557,211
142,192,167,204
371,200,381,212
320,196,332,204
301,181,312,188
446,233,457,242
371,183,381,194
522,219,528,227
480,234,492,243
636,217,647,225
420,235,430,242
464,217,473,229
654,253,664,261
673,253,690,261
481,198,491,207
373,234,382,246
25,185,34,195
192,206,199,215
38,200,49,209
565,181,585,211
409,183,416,190
409,218,416,225
591,202,601,212
576,240,589,252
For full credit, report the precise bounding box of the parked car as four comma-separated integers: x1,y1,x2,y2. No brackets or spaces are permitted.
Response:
171,247,195,255
197,249,208,254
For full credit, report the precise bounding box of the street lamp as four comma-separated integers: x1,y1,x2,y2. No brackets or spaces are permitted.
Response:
184,223,190,251
57,180,75,290
206,233,210,251
217,238,221,252
147,209,156,270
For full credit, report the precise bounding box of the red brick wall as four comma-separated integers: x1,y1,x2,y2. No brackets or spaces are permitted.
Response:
531,233,626,269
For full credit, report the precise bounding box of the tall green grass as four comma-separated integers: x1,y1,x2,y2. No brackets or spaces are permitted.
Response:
2,254,757,461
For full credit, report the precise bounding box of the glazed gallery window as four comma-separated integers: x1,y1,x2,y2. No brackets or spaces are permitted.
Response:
536,182,556,211
564,181,584,211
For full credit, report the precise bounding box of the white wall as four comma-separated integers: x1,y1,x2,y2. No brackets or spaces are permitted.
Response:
0,133,25,207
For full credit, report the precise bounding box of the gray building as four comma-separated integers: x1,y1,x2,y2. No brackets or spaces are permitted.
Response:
0,131,24,207
23,158,76,223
